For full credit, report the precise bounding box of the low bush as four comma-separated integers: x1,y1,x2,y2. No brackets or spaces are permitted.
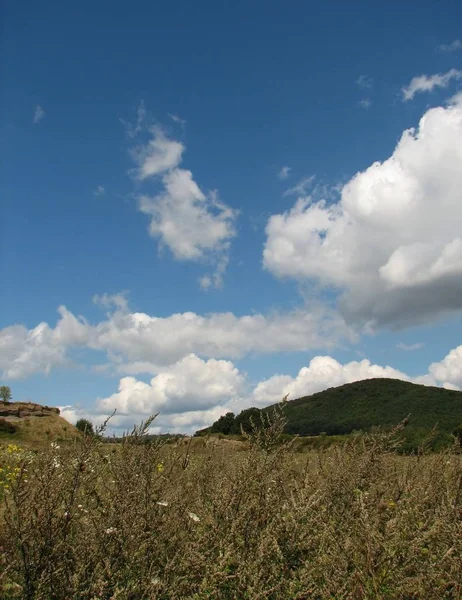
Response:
0,419,17,434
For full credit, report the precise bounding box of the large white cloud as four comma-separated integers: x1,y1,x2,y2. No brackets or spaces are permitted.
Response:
0,302,354,380
263,94,462,329
98,354,244,416
0,307,89,379
428,345,462,390
90,304,353,369
249,350,461,411
60,353,243,435
251,356,411,407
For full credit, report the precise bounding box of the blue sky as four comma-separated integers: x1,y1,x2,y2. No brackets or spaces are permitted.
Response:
1,0,462,433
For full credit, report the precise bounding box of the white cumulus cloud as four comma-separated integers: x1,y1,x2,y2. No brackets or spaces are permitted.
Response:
0,301,354,380
138,169,237,262
128,123,238,285
98,354,244,416
0,307,89,379
263,95,462,329
61,343,462,435
90,303,353,369
251,356,411,407
428,345,462,390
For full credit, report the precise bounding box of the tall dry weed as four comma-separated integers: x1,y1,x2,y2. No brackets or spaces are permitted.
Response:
0,407,460,599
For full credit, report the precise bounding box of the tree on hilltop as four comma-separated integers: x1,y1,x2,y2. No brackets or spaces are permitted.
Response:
0,386,12,404
210,412,236,435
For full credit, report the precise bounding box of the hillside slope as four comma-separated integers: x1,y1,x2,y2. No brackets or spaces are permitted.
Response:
199,378,462,440
0,401,79,447
279,378,461,436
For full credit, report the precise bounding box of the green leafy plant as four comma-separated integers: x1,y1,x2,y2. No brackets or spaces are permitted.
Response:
0,386,12,405
75,418,95,436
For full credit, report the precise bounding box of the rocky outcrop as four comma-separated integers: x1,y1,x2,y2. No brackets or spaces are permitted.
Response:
0,402,60,419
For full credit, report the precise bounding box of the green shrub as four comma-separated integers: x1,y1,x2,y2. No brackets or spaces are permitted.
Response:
75,418,95,436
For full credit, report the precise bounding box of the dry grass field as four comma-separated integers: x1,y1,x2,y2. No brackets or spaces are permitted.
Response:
0,409,461,599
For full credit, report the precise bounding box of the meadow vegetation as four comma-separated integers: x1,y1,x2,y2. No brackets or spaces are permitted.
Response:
0,407,461,599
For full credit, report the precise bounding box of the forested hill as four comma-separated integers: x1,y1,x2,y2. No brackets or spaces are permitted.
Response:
197,378,462,438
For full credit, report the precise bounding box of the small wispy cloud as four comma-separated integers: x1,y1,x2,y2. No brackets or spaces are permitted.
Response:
198,274,213,290
198,256,229,291
356,75,373,89
120,100,147,138
283,175,315,197
402,68,462,101
93,185,106,196
93,291,129,311
438,39,462,53
358,98,371,109
168,113,186,127
33,105,45,124
278,166,291,180
396,342,424,351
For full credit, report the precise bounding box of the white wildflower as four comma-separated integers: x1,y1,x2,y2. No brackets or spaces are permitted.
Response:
105,527,117,535
188,512,200,522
